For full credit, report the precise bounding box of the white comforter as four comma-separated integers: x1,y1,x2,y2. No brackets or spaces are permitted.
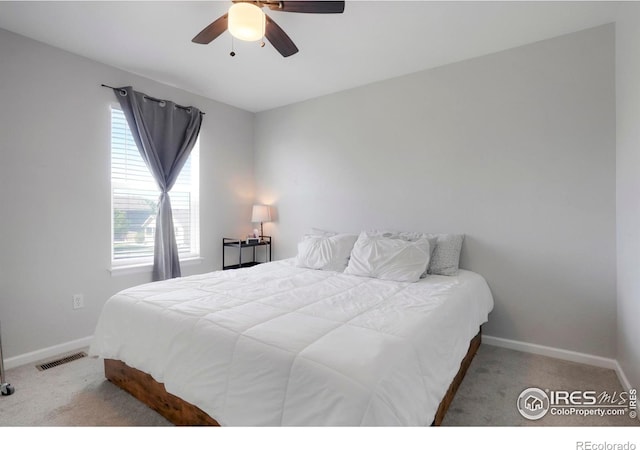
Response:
89,259,493,426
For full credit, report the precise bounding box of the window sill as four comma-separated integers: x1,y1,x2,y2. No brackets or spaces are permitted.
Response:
109,257,204,277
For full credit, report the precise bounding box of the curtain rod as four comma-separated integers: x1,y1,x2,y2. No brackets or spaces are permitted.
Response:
101,84,205,115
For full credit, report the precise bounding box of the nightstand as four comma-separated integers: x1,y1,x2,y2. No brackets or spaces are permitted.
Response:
222,236,272,270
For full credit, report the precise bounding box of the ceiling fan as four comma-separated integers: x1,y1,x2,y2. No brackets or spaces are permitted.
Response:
192,1,346,57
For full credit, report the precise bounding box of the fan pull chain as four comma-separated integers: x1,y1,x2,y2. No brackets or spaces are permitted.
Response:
230,36,236,57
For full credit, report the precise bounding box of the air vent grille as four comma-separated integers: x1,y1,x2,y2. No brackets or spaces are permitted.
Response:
36,351,87,371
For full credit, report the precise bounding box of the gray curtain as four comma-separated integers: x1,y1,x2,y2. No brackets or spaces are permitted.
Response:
113,86,202,281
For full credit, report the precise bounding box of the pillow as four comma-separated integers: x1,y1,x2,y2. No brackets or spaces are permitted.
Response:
366,229,464,276
425,233,464,276
307,228,338,237
367,230,426,242
364,230,436,277
344,232,431,282
295,233,358,272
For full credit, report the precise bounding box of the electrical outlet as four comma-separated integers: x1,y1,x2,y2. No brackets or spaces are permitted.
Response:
72,294,84,310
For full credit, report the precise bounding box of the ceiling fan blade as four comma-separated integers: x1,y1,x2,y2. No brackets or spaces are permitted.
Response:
192,14,228,44
265,1,345,14
265,14,299,57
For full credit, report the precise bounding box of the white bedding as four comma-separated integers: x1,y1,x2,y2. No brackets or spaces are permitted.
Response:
89,259,494,426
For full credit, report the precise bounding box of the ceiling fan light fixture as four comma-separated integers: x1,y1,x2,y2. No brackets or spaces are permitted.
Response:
228,3,266,42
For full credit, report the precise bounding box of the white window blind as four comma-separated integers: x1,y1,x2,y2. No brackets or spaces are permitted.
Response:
111,106,200,266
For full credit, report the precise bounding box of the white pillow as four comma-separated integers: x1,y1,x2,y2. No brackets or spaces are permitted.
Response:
366,229,464,276
344,232,432,282
308,227,338,237
295,233,358,272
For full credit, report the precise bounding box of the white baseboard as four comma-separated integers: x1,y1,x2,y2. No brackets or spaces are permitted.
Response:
3,335,93,370
483,334,618,370
614,360,634,392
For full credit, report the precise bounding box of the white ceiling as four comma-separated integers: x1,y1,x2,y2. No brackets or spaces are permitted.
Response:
0,1,623,112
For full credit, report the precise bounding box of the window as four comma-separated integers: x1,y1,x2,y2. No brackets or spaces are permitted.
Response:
110,106,200,267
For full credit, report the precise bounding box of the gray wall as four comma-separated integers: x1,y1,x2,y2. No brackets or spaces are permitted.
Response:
2,21,631,376
615,7,640,390
254,25,617,358
0,28,255,359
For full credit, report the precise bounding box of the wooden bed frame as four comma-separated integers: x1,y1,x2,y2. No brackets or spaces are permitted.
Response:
104,329,482,426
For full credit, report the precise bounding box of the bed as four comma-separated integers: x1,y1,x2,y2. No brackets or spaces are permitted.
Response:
89,231,494,426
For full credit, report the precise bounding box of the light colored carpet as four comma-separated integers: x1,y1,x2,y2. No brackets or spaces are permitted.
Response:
0,349,170,426
0,344,637,427
441,344,638,426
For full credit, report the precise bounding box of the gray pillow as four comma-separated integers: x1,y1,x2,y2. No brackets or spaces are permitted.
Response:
425,233,464,276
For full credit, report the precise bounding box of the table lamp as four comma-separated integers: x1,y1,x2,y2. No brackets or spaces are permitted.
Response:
251,204,271,240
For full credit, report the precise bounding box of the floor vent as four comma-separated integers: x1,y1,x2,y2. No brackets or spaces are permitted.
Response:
36,351,87,371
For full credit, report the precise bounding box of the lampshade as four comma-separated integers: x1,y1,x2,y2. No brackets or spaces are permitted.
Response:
251,204,271,223
228,3,266,42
